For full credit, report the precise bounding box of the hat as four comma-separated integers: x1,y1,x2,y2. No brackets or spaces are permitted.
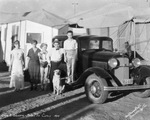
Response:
53,39,60,44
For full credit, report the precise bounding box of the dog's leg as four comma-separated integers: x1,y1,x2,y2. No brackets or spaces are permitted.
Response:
52,80,55,94
62,85,65,93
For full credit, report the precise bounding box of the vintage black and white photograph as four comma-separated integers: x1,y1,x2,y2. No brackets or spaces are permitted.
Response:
0,0,150,120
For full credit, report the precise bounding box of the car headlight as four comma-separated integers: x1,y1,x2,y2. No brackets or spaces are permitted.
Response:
132,58,141,67
108,58,118,68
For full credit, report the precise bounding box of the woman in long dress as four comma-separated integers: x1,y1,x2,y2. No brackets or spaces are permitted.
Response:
25,40,41,91
9,40,25,91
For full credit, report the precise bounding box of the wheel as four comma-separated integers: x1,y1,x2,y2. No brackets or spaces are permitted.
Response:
85,74,108,104
133,77,150,98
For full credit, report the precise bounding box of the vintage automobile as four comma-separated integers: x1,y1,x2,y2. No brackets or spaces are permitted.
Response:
52,35,150,104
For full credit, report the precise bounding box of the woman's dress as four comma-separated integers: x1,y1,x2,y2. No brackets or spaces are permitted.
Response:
27,48,41,84
9,49,24,89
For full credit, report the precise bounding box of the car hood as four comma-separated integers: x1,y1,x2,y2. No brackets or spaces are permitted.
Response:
82,50,120,62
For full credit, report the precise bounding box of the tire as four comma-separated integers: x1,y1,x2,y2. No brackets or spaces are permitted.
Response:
133,77,150,98
85,74,108,104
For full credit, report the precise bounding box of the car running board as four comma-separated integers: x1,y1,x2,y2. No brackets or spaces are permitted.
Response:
104,85,150,91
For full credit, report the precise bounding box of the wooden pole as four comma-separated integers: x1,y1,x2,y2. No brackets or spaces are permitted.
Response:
132,21,136,58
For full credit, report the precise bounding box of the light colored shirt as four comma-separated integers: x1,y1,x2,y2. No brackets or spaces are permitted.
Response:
64,39,78,58
64,39,78,50
49,48,64,62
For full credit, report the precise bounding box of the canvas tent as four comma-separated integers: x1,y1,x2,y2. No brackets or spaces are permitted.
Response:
69,3,150,61
69,3,134,28
68,3,135,51
0,9,68,29
0,9,69,65
116,7,150,61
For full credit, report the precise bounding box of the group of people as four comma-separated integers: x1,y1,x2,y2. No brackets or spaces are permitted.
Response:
9,30,78,92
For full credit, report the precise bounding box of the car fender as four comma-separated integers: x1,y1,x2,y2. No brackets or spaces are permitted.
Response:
76,67,113,85
131,65,150,84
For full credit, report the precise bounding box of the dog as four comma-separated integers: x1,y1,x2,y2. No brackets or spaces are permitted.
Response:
52,69,65,95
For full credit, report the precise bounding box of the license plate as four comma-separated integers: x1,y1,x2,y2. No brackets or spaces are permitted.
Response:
122,79,133,85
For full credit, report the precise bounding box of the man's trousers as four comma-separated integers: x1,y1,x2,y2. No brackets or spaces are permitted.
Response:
66,57,76,83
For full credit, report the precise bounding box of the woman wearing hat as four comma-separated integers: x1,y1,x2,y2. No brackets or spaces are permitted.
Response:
48,39,64,91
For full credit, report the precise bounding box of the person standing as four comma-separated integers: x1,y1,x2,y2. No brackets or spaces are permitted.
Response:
64,30,78,83
39,43,50,91
25,40,41,91
49,39,64,91
9,40,25,91
123,41,144,63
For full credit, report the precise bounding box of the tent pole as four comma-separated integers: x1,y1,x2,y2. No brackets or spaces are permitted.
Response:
19,20,22,41
24,20,27,54
132,21,136,58
51,27,53,48
4,23,8,61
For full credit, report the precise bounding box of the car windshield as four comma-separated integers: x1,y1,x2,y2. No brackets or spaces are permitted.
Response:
102,40,112,50
80,39,112,51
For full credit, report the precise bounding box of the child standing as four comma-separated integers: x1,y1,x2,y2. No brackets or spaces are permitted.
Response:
64,31,78,83
39,43,50,90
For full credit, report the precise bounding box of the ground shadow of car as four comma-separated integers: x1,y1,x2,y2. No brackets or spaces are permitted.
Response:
106,91,130,103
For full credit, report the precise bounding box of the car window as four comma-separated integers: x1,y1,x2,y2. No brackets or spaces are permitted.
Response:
80,38,112,51
102,40,112,51
80,39,100,51
89,40,100,49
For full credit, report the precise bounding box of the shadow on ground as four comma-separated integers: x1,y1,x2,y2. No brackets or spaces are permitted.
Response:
0,73,132,120
0,61,8,72
2,90,131,120
106,91,130,103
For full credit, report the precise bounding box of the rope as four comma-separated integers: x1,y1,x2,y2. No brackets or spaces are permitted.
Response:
113,22,130,48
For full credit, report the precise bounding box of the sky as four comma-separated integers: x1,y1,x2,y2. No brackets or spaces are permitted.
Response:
0,0,149,19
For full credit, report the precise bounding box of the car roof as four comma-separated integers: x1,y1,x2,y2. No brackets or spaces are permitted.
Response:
78,35,112,41
52,35,112,42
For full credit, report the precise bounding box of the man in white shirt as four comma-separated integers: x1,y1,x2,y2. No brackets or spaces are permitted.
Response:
64,30,78,83
49,39,64,91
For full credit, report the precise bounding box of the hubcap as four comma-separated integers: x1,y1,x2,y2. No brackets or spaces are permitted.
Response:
90,81,101,97
91,85,97,94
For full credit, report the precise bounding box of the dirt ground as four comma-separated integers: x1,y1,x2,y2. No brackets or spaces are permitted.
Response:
0,72,150,120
